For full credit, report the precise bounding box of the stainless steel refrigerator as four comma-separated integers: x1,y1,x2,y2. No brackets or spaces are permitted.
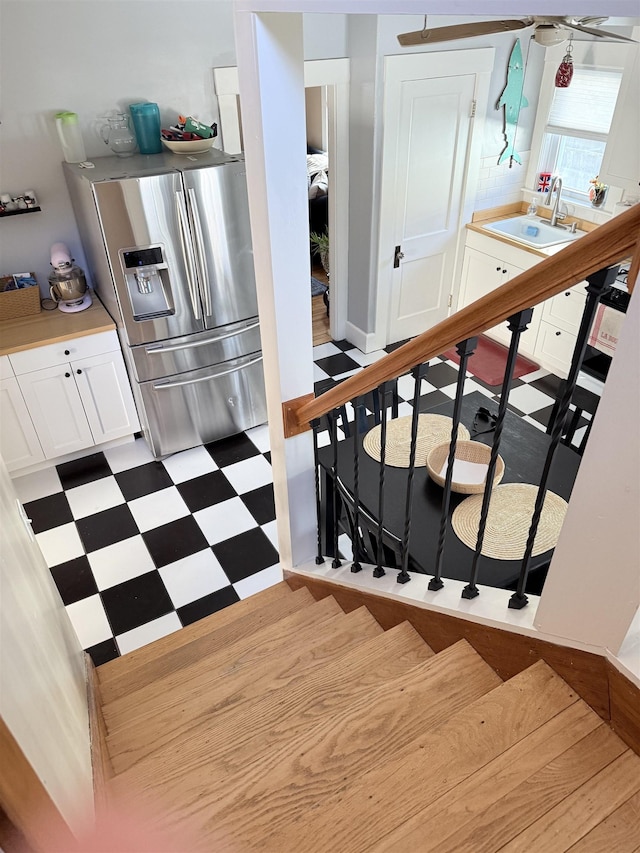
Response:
64,150,267,458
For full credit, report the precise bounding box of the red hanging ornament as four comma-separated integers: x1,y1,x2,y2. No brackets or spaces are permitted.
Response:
555,35,574,88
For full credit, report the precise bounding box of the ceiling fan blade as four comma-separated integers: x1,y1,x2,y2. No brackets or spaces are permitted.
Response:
397,19,531,47
560,21,637,42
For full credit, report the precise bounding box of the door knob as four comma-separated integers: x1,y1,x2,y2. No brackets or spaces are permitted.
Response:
394,245,405,268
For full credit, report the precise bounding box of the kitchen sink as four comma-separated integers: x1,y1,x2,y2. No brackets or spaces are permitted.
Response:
483,216,587,249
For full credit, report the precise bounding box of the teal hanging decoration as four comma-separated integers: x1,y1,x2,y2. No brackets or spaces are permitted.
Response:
497,39,529,167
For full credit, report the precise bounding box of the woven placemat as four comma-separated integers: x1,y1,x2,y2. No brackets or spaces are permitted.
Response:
363,414,470,468
451,483,568,560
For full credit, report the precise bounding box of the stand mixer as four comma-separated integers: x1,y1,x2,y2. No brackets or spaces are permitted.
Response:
48,242,92,312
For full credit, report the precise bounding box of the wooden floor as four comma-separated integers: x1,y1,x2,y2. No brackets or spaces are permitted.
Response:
96,582,640,852
311,262,331,346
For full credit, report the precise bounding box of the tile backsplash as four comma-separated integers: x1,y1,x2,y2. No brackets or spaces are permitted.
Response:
474,152,531,210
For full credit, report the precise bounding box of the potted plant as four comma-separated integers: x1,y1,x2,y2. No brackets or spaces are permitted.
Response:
589,176,608,208
310,230,330,275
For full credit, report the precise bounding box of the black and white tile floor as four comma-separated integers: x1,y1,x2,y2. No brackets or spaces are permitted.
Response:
12,338,599,666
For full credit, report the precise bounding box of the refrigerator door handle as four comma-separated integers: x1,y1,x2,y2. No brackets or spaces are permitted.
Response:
175,190,202,320
152,354,263,390
145,320,260,354
187,187,213,318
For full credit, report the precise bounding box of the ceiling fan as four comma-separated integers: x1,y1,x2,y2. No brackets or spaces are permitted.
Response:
397,16,637,48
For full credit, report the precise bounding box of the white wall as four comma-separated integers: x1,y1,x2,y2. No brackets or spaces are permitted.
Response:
0,1,346,295
0,457,93,832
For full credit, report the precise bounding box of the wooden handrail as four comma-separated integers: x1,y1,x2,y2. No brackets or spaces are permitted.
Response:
283,203,639,436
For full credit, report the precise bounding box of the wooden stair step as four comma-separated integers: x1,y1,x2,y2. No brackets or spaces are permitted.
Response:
104,594,348,768
500,748,640,852
98,583,313,704
566,789,640,853
97,581,293,687
110,619,436,799
209,660,579,852
373,712,627,852
133,638,502,843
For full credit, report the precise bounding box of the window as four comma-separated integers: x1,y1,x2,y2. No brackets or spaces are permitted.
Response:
536,67,622,204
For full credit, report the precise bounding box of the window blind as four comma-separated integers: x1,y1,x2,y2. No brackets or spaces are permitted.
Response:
547,68,622,136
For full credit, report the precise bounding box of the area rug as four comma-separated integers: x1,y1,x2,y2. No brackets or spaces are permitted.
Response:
443,334,539,387
311,276,328,297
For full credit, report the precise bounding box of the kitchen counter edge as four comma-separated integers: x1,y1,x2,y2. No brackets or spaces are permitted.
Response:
0,294,117,357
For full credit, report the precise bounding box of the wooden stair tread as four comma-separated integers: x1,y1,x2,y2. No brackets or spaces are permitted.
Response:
128,639,502,843
499,749,640,852
373,714,626,852
566,789,640,853
106,604,379,774
103,594,344,746
99,584,313,704
110,619,436,796
206,660,578,852
97,580,293,687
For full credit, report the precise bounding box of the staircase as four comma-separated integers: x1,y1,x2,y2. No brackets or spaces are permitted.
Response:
95,582,640,852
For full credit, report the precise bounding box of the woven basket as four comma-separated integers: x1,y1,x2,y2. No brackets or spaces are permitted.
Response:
426,439,504,495
0,274,41,320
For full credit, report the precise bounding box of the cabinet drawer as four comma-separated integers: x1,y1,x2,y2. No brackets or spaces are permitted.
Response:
0,355,14,381
542,286,587,335
535,321,577,376
9,330,120,375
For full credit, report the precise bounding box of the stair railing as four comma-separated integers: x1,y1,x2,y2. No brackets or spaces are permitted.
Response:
283,204,639,606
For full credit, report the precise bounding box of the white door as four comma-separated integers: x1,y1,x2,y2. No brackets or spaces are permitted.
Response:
379,49,494,346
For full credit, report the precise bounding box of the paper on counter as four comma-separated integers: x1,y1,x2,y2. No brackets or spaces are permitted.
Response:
438,458,490,485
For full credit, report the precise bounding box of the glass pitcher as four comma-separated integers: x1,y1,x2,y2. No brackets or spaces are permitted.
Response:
101,112,137,157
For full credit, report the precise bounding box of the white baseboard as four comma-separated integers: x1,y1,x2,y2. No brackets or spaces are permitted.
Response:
345,321,383,354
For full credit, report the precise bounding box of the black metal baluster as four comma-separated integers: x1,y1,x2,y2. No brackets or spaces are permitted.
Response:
430,339,477,591
373,382,388,578
330,409,342,569
462,310,533,600
398,364,429,584
351,396,365,573
311,418,325,566
509,266,617,609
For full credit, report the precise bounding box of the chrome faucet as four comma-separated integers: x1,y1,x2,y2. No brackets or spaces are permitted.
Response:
545,175,567,227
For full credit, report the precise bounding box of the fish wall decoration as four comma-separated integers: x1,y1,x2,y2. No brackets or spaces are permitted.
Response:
497,39,529,167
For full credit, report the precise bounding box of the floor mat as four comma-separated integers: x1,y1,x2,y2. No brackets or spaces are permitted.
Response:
443,334,539,387
311,276,328,297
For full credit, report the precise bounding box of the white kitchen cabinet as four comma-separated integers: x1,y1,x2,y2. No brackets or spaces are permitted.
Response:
541,284,587,336
535,322,579,376
17,364,95,458
0,376,45,472
7,331,139,467
458,237,540,357
598,44,640,194
73,351,140,445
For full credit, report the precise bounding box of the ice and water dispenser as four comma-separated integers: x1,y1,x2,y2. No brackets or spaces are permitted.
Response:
119,245,174,320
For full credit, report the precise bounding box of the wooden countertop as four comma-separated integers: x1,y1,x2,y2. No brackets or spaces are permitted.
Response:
466,201,598,259
0,293,117,356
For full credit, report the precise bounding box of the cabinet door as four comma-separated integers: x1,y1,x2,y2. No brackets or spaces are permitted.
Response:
0,378,45,472
459,248,538,356
73,351,140,444
542,285,587,335
17,365,94,459
535,321,577,377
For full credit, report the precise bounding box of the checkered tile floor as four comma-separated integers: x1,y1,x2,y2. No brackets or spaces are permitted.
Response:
12,338,600,665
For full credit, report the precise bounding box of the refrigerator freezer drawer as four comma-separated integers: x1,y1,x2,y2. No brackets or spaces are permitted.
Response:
130,318,262,382
138,353,267,458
